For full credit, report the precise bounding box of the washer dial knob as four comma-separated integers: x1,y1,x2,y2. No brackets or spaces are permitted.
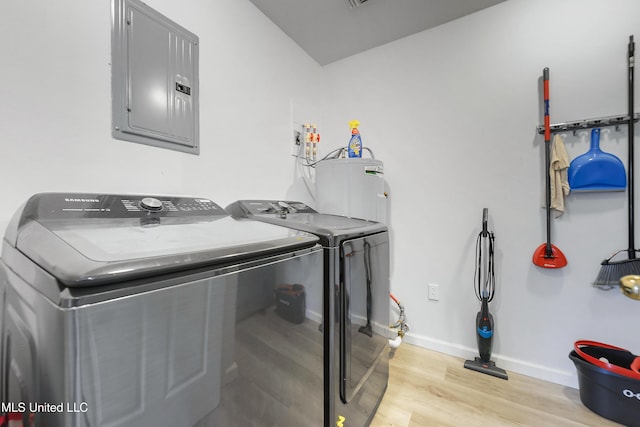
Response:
140,197,163,211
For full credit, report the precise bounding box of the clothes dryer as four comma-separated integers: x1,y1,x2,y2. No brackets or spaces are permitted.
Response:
0,193,323,427
226,200,390,427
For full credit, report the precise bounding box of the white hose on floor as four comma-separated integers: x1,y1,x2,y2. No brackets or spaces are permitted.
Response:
389,335,403,349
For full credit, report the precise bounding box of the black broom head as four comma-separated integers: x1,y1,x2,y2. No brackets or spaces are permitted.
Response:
594,251,640,289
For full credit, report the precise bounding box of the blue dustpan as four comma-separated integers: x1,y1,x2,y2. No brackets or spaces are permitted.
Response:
568,128,626,192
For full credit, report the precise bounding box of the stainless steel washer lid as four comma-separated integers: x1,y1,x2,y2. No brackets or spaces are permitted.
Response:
3,193,318,286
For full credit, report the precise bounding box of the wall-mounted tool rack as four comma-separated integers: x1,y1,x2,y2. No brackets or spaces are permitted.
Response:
536,112,640,135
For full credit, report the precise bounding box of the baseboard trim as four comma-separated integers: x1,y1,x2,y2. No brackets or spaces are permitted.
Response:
402,333,578,389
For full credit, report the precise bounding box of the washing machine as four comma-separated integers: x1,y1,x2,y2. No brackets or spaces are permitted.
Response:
0,193,326,427
226,200,390,427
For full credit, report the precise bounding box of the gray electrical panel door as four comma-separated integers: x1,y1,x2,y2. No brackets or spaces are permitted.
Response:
112,0,199,154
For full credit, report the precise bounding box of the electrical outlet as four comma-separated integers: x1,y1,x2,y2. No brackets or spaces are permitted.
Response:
428,283,440,301
292,128,301,156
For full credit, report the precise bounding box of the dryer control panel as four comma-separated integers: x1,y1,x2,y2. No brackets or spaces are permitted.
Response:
228,200,316,217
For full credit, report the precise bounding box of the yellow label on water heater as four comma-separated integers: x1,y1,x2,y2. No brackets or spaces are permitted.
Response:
336,415,346,427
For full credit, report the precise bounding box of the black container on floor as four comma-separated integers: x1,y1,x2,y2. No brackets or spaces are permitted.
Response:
569,348,640,427
274,284,305,324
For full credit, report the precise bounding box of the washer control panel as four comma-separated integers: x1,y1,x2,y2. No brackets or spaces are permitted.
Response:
21,193,225,220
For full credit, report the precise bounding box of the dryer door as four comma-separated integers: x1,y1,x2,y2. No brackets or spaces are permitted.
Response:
338,233,389,403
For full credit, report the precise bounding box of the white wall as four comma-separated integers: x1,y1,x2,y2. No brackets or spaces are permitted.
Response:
0,0,324,230
320,0,640,387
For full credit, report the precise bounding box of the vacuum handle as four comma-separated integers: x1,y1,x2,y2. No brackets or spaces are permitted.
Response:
482,208,488,236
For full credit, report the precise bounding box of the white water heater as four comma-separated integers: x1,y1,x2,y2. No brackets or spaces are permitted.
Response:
315,158,387,224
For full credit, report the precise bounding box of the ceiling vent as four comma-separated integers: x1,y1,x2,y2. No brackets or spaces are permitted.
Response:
346,0,368,8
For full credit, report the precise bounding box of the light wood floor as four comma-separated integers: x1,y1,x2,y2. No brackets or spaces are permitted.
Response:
370,344,622,427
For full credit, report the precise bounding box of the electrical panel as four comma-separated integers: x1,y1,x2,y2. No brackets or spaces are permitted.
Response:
111,0,199,154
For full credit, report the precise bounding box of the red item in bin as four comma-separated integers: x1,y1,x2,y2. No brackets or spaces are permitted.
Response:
574,340,640,380
0,412,29,426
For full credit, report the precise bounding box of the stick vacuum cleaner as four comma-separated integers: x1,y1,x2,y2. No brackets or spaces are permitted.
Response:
464,208,508,380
